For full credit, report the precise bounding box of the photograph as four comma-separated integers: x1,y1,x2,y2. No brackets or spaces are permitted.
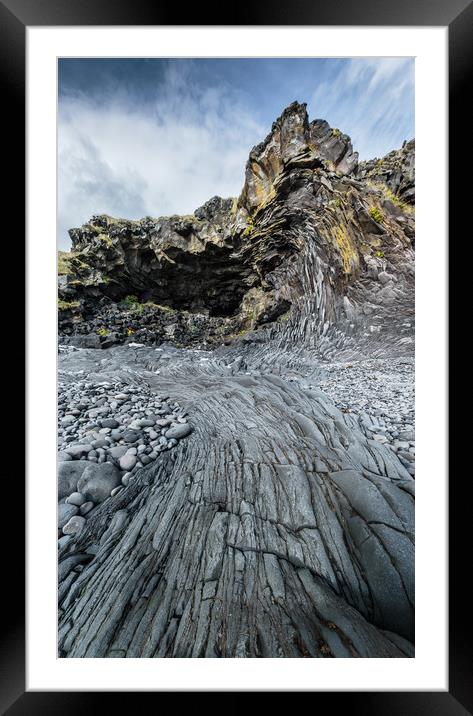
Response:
56,57,416,659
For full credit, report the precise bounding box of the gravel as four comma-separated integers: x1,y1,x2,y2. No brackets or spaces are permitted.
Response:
316,356,415,476
57,373,193,537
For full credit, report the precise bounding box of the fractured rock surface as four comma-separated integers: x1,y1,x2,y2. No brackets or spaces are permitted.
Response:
58,346,414,658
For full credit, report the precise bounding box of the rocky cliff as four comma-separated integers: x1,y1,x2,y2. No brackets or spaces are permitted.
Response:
58,101,414,359
57,102,415,658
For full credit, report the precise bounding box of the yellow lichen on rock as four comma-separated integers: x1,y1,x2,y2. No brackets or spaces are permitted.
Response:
332,225,359,275
97,233,113,247
57,299,80,311
58,250,89,275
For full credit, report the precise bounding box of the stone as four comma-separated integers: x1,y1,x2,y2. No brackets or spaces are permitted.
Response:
122,430,142,443
378,271,393,285
58,460,89,499
58,535,72,550
119,454,137,471
61,415,76,426
65,492,86,507
101,418,120,429
65,443,94,458
108,445,128,459
77,462,122,503
80,501,94,516
164,423,192,440
62,515,86,535
58,502,78,529
138,418,155,427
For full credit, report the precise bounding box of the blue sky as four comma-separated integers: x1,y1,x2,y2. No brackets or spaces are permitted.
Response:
58,58,414,248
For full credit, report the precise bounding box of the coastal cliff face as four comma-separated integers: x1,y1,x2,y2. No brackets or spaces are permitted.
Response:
57,102,415,659
58,102,414,359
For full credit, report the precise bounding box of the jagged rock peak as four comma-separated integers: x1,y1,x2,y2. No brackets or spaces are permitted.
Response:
239,101,358,212
194,196,234,223
58,100,414,357
356,139,415,204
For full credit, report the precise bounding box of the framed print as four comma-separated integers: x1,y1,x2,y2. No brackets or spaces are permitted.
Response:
1,0,467,708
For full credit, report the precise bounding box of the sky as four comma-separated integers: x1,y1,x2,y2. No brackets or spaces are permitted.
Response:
58,58,414,248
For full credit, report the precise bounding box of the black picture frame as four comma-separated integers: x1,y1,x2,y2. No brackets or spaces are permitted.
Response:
2,0,465,709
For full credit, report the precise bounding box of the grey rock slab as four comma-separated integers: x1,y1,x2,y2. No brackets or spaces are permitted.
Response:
58,535,72,550
65,443,94,458
58,460,89,499
164,423,192,440
108,446,128,459
77,462,122,503
58,502,79,530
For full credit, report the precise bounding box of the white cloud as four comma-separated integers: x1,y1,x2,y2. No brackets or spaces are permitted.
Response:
58,66,264,247
310,58,414,161
58,59,414,248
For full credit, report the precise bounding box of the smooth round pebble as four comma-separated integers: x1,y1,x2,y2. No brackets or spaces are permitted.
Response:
165,423,192,440
101,418,120,429
62,515,86,535
119,454,137,471
80,501,94,516
65,492,86,506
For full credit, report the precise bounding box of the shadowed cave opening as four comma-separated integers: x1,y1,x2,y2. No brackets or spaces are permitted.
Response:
102,243,255,318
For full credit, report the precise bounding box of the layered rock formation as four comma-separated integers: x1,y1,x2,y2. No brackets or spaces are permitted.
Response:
58,102,415,658
58,101,414,359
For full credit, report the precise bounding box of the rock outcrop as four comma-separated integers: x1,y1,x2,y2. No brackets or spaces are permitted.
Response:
355,139,415,205
58,102,414,359
58,101,415,658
